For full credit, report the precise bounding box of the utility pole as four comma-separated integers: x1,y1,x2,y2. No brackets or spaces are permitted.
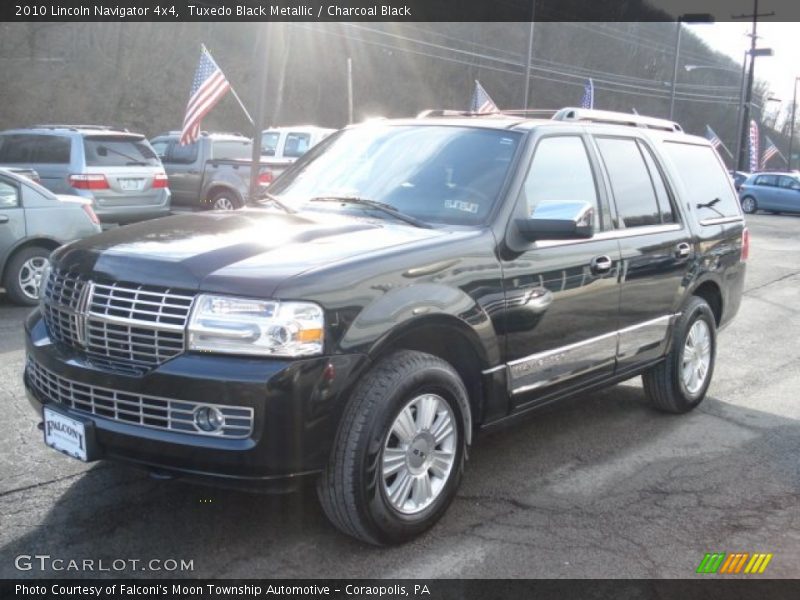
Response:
733,50,749,170
668,14,714,122
788,77,799,170
522,1,536,109
733,0,776,171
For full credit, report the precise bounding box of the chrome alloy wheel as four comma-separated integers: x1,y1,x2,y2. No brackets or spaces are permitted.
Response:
213,196,236,210
381,393,457,515
681,319,712,395
741,197,756,214
18,257,48,301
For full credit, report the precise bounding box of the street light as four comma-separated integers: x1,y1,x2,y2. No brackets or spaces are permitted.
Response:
789,77,800,171
669,13,715,121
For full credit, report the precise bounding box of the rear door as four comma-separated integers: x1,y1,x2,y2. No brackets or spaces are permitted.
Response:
777,176,800,212
81,134,164,208
593,135,693,371
161,139,202,206
0,176,25,266
502,133,622,408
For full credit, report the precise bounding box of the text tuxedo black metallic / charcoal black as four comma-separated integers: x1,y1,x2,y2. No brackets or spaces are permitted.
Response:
24,108,747,544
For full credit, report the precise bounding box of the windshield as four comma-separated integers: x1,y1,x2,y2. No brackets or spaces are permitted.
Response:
267,125,521,226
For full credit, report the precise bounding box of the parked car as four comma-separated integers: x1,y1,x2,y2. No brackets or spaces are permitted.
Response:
149,132,273,210
738,171,800,214
24,108,746,545
0,168,101,305
729,170,749,191
259,125,335,183
0,125,170,224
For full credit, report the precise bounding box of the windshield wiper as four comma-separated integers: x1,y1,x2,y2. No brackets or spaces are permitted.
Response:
310,196,431,229
255,191,296,214
697,197,724,217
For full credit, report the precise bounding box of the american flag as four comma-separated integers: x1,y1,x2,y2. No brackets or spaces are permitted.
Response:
580,78,594,109
761,136,783,169
469,80,498,114
180,47,231,145
748,120,759,173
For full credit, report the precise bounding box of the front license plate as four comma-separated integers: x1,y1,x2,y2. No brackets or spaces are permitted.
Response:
118,178,144,192
43,407,89,462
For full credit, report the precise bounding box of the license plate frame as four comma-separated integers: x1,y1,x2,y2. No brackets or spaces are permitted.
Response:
118,178,145,192
42,406,97,462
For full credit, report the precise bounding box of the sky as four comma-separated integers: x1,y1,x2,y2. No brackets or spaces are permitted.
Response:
689,22,799,126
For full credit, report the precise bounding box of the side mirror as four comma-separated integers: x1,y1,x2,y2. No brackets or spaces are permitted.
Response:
515,201,595,242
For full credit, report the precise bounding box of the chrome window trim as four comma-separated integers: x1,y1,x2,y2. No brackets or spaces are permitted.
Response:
698,216,745,226
535,223,682,248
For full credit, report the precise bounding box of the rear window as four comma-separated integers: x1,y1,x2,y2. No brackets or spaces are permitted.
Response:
0,134,71,164
261,131,280,156
83,136,160,167
662,142,741,220
283,132,312,158
212,139,252,160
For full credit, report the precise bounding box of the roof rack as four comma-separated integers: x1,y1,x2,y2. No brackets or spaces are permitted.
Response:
31,124,122,131
416,109,515,119
551,108,682,132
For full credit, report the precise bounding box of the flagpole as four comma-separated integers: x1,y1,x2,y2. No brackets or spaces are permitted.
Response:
202,43,255,127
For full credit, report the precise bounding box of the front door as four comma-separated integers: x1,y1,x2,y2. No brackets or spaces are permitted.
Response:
501,134,622,409
0,176,26,264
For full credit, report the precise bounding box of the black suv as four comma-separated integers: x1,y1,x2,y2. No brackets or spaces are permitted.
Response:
24,108,747,545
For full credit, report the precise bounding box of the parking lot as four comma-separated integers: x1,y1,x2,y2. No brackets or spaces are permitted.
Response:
0,213,798,579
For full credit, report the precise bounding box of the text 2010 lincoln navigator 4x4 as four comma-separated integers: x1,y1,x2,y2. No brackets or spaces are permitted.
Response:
25,108,747,545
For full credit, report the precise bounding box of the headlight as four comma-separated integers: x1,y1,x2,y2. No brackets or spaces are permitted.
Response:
187,294,324,357
38,261,52,302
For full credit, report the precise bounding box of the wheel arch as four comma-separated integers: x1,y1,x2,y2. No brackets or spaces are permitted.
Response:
1,237,60,281
204,184,244,207
690,279,723,326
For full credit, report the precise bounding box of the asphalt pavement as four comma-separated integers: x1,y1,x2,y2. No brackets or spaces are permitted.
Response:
0,214,798,578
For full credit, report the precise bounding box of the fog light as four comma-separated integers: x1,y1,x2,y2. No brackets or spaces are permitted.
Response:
193,406,224,432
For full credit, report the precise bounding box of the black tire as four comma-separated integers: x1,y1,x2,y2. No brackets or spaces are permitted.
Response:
317,350,470,545
643,296,716,414
3,246,50,306
741,196,758,214
208,189,242,211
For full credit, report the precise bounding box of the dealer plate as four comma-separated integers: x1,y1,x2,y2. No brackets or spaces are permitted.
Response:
43,407,88,462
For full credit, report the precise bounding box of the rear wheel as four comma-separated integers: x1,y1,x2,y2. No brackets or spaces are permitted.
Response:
741,196,757,214
643,296,716,413
3,246,50,306
317,350,469,545
209,190,241,211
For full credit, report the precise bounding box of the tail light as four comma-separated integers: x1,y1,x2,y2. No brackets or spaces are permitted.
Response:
741,227,750,262
258,171,274,186
69,174,109,190
152,172,169,189
81,203,100,225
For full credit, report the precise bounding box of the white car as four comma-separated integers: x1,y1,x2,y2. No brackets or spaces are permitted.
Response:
259,126,335,182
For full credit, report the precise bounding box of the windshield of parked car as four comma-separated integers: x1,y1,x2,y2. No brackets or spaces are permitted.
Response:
267,125,522,226
83,136,160,167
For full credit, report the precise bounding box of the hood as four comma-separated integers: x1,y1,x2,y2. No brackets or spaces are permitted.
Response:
54,208,448,296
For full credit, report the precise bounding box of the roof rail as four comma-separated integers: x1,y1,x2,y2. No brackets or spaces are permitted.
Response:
416,109,524,119
31,124,119,131
498,109,559,119
551,108,682,132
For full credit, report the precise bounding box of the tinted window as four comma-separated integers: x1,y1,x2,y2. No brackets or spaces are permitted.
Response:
0,180,18,207
283,132,312,158
212,139,252,160
261,131,280,156
0,134,71,164
269,125,521,226
522,136,600,227
755,174,777,187
639,142,677,223
663,142,742,219
166,141,198,164
83,136,160,167
596,137,661,228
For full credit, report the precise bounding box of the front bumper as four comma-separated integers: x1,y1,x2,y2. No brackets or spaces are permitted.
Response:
24,311,368,490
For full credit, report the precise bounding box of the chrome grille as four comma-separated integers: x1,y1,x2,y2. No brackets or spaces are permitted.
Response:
42,269,194,370
27,357,254,439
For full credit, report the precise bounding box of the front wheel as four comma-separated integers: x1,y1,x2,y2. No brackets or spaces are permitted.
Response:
643,296,716,413
741,196,758,214
317,350,470,545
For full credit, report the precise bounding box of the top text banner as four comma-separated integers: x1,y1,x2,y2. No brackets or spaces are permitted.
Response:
5,0,800,22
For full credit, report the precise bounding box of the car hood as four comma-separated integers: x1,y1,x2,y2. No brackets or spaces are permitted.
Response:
53,209,449,296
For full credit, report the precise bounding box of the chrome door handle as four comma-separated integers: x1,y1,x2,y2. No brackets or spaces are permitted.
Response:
0,215,9,224
590,255,613,274
676,242,691,258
